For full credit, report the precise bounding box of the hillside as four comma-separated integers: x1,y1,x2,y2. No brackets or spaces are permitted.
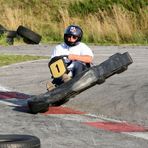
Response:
0,0,147,44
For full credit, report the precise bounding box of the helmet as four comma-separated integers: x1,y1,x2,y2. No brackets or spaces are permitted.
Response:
64,25,83,46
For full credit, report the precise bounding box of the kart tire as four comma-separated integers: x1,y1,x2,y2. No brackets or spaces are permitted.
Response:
7,31,17,38
17,25,42,44
23,38,37,44
28,92,70,113
0,134,41,148
28,100,49,114
0,24,7,35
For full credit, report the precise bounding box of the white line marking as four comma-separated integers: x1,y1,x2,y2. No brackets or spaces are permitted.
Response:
0,85,10,91
48,114,104,122
0,99,27,107
0,59,48,69
124,132,148,141
1,85,148,141
86,113,126,123
47,112,148,141
0,100,20,106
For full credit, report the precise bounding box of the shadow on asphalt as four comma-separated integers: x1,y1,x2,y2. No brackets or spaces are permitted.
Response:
0,91,31,113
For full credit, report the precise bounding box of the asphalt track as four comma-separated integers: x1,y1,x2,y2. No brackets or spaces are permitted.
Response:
0,44,148,148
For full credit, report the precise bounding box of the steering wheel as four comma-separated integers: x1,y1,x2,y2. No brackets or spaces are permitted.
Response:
48,55,71,78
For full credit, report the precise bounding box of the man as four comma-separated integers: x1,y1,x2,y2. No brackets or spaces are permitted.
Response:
47,25,94,91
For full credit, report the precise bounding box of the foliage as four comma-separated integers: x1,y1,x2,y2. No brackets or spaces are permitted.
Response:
0,54,48,67
0,0,147,45
69,0,148,16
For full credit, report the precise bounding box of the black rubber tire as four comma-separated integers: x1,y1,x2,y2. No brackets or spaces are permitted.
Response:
17,25,41,44
0,134,41,148
17,25,42,44
23,38,37,44
0,24,7,35
28,99,49,114
7,31,17,38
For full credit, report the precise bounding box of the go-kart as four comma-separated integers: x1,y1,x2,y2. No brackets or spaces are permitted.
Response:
28,52,133,114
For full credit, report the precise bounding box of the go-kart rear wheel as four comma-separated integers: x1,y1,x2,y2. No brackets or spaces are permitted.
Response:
28,99,49,114
0,134,40,148
17,25,42,44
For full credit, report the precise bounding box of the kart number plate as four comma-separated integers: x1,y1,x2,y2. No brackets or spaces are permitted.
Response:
49,59,67,78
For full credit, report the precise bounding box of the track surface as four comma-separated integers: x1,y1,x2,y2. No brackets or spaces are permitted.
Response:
0,45,148,148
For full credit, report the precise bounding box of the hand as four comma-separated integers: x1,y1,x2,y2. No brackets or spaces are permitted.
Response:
63,56,71,64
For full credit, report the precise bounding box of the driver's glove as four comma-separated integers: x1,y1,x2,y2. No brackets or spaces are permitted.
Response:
63,56,72,66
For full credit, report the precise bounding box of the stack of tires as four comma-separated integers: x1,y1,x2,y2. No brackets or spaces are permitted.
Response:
0,24,6,35
0,24,42,45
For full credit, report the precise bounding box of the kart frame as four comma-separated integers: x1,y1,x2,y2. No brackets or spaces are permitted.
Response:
28,52,133,114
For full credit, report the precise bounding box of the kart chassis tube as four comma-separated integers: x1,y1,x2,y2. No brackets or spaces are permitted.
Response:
28,52,133,113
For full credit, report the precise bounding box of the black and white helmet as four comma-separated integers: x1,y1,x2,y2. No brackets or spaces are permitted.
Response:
64,25,83,46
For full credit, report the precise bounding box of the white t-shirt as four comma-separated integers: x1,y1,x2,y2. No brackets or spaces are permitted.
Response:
51,42,94,58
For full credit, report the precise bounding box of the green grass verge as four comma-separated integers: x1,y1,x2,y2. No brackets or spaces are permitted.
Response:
0,54,48,67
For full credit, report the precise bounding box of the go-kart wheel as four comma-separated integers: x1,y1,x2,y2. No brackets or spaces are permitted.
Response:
28,99,49,114
0,134,40,148
17,25,42,44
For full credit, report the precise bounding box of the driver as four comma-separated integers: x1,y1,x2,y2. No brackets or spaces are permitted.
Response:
47,25,94,91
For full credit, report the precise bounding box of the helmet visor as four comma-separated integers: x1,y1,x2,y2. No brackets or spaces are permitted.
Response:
64,35,78,40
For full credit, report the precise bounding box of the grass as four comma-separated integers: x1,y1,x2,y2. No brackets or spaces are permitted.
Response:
0,0,147,45
0,35,8,46
0,54,48,67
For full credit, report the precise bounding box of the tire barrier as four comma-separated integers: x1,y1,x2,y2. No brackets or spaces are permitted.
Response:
17,25,42,44
0,24,7,35
0,24,42,45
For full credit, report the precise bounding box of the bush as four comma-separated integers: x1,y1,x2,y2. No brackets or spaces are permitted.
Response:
69,0,148,16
